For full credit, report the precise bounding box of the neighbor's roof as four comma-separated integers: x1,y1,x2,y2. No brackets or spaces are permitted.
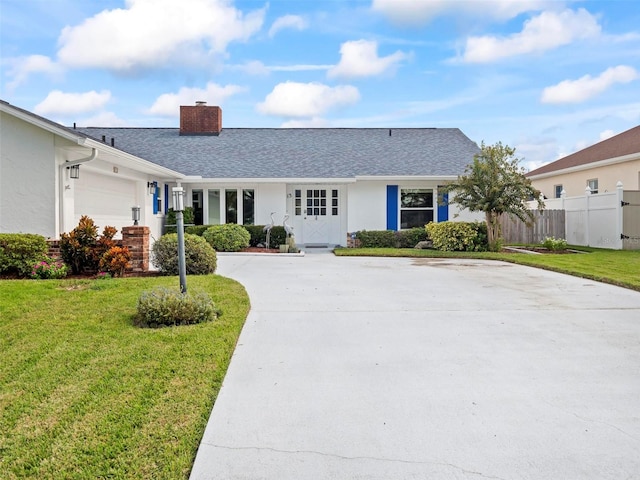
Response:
76,127,480,179
527,125,640,177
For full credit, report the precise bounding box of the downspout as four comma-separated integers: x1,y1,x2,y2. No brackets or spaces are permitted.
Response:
59,148,98,238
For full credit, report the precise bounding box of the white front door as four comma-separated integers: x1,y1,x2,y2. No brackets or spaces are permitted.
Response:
291,186,343,246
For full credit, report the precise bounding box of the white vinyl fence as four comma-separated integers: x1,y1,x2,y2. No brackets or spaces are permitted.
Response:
528,181,638,250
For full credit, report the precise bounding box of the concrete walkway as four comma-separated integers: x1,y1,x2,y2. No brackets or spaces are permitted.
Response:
190,253,640,480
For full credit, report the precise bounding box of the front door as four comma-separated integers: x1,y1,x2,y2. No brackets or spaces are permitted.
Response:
291,186,343,246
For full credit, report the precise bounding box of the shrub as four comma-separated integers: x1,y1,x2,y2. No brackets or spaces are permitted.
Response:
355,230,397,248
0,233,49,277
30,256,68,279
185,225,212,237
151,233,217,275
164,207,195,234
203,224,251,252
542,236,568,251
396,228,429,248
99,246,132,277
426,221,485,251
93,226,118,266
135,287,219,327
59,216,120,274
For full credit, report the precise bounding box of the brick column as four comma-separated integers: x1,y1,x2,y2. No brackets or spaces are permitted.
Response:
122,226,150,273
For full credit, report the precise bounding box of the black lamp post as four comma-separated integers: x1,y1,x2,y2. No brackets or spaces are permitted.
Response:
172,187,187,294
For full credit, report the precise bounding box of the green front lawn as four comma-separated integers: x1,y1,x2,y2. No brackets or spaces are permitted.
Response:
0,275,250,479
335,247,640,291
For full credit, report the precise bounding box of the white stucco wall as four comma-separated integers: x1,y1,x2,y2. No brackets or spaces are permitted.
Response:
0,112,57,237
346,181,387,232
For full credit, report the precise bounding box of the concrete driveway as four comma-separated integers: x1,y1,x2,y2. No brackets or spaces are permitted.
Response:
190,253,640,480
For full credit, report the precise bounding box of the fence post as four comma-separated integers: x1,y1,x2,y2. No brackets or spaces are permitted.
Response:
585,186,591,246
616,181,624,249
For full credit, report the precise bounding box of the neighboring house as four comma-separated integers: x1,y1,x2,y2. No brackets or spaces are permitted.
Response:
1,100,481,247
526,125,640,198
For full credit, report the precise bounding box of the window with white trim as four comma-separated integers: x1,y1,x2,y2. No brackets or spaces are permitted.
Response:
587,179,598,194
400,188,433,229
554,184,563,198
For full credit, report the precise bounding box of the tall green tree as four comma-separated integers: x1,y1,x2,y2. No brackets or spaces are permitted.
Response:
444,142,544,251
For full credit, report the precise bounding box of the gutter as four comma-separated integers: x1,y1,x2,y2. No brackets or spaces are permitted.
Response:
65,147,98,168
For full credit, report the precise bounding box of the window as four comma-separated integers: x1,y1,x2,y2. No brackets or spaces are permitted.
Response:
306,189,327,216
294,190,302,215
554,185,563,198
225,190,237,223
242,189,255,225
208,189,220,224
400,188,433,229
331,189,339,216
587,179,598,194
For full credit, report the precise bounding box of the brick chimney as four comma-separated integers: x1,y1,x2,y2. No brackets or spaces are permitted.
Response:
179,101,222,136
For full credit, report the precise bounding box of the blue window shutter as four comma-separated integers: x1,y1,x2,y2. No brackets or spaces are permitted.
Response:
438,191,449,222
164,184,169,214
152,182,159,214
386,185,398,230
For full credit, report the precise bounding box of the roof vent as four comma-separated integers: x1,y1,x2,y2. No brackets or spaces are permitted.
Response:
180,103,222,136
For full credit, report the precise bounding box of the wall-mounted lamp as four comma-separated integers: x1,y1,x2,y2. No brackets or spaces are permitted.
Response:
147,181,157,195
68,165,80,179
131,205,141,225
172,187,184,212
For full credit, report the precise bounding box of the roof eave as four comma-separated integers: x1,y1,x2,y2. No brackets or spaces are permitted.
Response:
527,151,640,180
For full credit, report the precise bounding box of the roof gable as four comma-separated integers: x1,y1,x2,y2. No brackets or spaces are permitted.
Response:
527,125,640,177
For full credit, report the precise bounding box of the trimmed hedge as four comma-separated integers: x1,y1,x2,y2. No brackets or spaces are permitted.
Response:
0,233,49,277
425,221,488,252
203,224,250,252
164,207,195,234
151,233,217,275
355,228,428,249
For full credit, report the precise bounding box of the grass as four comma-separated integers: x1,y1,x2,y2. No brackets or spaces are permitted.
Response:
0,275,250,479
335,246,640,292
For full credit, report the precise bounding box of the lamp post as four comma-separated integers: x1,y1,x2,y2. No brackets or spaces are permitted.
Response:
172,187,187,294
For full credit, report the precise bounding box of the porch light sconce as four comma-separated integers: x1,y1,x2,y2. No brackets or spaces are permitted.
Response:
131,206,141,225
68,165,80,179
147,181,157,195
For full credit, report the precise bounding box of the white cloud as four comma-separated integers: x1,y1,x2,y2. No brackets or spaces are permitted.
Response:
327,40,410,79
372,0,551,26
79,111,129,127
148,82,246,116
6,55,64,90
268,14,307,38
257,81,360,118
34,90,111,115
461,8,601,63
57,0,265,72
541,66,639,104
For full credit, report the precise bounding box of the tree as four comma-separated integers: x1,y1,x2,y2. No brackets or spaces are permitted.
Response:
443,141,544,251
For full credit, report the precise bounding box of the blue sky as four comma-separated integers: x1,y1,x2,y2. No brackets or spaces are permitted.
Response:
1,0,639,170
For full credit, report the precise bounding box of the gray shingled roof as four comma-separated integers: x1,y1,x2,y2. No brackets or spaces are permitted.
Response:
76,127,479,179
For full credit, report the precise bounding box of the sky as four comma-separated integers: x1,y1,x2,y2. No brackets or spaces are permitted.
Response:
1,0,639,171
